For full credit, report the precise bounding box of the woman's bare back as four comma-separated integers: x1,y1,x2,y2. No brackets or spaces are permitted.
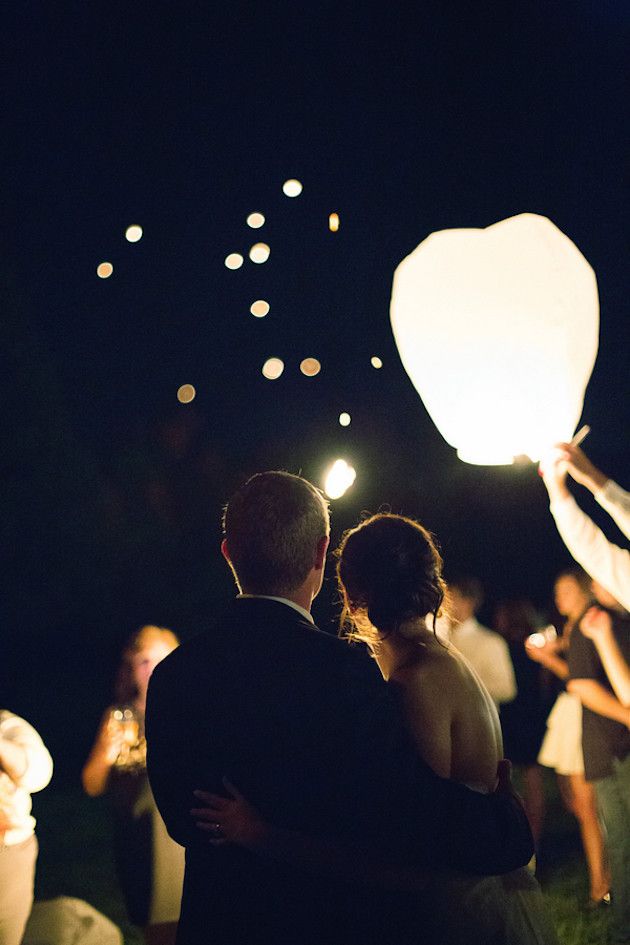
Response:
393,637,503,792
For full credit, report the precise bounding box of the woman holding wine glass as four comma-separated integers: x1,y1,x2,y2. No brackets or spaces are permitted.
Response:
82,625,184,945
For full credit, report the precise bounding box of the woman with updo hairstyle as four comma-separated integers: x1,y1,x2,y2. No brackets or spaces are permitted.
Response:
192,513,558,944
336,513,445,647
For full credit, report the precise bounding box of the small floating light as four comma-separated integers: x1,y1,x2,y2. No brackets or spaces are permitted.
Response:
250,300,270,318
125,225,143,243
97,262,113,278
300,358,321,377
262,357,284,380
282,179,303,197
247,212,265,229
177,384,196,404
224,253,244,270
249,243,270,264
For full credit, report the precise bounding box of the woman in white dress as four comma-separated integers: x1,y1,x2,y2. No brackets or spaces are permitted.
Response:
194,513,557,944
526,569,610,908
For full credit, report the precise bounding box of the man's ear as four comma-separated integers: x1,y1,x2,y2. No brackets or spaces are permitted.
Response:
314,535,329,571
220,538,231,564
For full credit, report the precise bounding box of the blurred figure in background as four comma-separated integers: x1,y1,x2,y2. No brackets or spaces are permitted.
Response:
82,626,184,945
494,600,547,848
527,570,610,908
568,582,630,944
0,709,53,945
444,577,517,708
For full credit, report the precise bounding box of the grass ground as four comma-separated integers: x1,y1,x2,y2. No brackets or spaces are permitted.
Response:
32,769,611,944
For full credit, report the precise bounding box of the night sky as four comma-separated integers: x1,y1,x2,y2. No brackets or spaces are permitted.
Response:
3,3,629,776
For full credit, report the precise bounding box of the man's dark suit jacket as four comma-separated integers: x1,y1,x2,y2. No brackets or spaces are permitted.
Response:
146,597,533,945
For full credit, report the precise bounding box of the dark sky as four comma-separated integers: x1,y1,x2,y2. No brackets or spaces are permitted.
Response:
3,2,629,772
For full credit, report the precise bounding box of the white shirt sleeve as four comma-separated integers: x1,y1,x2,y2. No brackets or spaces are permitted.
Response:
0,713,54,794
477,634,518,705
550,491,630,613
595,479,630,542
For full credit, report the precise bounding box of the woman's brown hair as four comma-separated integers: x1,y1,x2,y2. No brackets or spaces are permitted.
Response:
335,513,446,646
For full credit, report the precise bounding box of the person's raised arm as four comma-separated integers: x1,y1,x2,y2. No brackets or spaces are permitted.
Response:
541,451,630,612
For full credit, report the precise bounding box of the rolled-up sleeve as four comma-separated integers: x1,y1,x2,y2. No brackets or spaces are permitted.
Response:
1,715,54,793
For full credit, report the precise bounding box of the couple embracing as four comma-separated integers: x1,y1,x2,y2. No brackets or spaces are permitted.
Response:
146,471,557,945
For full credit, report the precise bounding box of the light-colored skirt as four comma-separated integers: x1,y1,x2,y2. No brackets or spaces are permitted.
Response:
538,691,584,776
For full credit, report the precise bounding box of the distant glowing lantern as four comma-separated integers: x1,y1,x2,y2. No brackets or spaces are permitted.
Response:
247,212,265,229
177,384,196,404
390,213,599,465
324,459,356,499
370,356,383,369
97,262,113,278
250,300,270,318
225,253,244,270
339,412,351,427
300,358,321,377
262,357,284,380
329,212,340,232
249,243,270,264
125,225,143,242
282,179,303,197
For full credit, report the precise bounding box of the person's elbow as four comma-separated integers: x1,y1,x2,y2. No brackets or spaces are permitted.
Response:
20,747,54,794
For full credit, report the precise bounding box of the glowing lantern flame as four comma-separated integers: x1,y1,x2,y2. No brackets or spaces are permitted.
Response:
390,213,599,464
300,358,321,377
329,213,340,232
97,262,113,278
339,412,351,427
177,384,196,404
324,459,356,500
370,356,383,369
225,253,244,270
247,212,265,229
249,243,270,264
250,300,270,318
125,225,143,242
262,357,284,380
282,179,303,197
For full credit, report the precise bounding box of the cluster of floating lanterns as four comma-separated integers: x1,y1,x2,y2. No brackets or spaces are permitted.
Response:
97,225,143,279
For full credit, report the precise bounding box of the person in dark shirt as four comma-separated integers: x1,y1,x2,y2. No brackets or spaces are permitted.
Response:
568,582,630,945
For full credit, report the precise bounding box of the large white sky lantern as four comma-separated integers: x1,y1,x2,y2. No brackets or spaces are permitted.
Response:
390,213,599,465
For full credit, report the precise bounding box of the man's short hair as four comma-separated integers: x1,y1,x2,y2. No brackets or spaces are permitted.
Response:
222,471,330,595
449,575,484,610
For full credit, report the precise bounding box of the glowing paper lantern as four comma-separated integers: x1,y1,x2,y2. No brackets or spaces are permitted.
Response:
250,300,270,318
370,356,383,369
97,262,113,278
282,179,302,197
390,213,599,464
324,459,356,500
247,212,265,229
262,357,284,380
300,358,321,377
339,412,351,427
249,243,270,264
225,253,244,270
177,384,196,404
329,212,340,232
125,225,143,242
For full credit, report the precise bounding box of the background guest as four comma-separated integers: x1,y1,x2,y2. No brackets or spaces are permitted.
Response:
82,626,184,945
0,709,53,945
443,577,517,707
527,570,610,909
494,599,548,847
